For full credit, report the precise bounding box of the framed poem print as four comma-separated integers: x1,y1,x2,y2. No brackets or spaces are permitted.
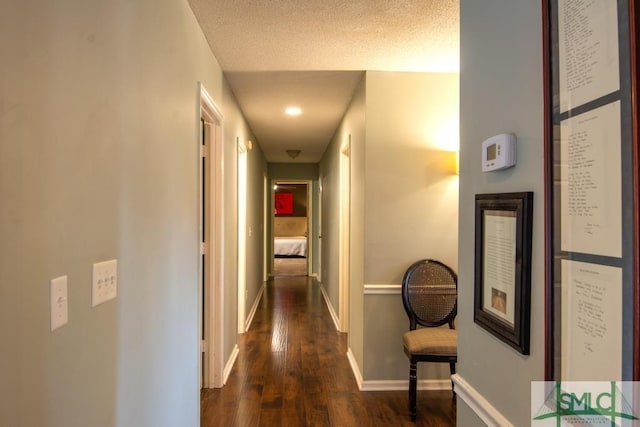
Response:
474,192,533,355
543,0,640,381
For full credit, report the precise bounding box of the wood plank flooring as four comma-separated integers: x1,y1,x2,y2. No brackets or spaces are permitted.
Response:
200,276,456,426
273,257,308,276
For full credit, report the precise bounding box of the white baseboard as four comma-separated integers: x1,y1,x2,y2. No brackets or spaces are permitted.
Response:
362,379,451,391
452,374,513,427
346,348,363,389
244,284,265,331
222,345,239,385
346,348,451,392
318,283,340,331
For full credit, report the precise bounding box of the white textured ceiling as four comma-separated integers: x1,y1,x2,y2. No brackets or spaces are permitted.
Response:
188,0,459,162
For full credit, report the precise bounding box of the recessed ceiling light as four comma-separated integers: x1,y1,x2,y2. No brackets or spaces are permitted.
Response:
285,106,302,116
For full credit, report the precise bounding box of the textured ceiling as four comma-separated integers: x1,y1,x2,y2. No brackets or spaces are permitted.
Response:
188,0,459,162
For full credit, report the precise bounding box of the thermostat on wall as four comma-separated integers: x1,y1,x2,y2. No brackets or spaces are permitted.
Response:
482,133,516,172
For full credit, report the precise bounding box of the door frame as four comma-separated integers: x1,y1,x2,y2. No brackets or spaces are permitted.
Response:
270,179,313,276
198,83,224,388
263,175,269,283
237,138,249,333
339,136,351,333
317,178,323,282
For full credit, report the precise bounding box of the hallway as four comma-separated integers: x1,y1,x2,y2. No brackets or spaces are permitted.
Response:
200,276,456,426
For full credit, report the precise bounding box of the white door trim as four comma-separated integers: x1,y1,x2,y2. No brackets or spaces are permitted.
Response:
339,136,351,333
198,82,224,388
270,179,313,276
237,138,249,333
317,178,323,282
263,175,269,283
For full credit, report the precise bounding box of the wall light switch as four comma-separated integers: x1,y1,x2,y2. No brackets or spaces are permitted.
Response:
92,259,117,307
50,275,68,331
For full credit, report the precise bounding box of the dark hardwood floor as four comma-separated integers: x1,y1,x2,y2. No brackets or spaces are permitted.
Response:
200,276,456,426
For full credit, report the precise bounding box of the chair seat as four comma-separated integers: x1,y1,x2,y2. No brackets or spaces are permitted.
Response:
403,327,457,356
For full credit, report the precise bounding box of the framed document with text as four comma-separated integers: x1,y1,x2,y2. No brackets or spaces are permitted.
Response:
474,192,533,355
543,0,640,381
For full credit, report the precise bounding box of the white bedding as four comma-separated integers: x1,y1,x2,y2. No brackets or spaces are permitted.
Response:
274,236,307,257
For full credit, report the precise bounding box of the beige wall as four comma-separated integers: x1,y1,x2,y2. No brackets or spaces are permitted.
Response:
221,82,240,365
319,74,366,328
363,72,459,380
320,75,367,367
0,0,249,425
458,0,545,425
222,81,268,335
244,134,267,315
319,72,459,382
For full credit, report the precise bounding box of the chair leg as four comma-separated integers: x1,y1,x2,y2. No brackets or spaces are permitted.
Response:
409,361,417,421
449,362,456,396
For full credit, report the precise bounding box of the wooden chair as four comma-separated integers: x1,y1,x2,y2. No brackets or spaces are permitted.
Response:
401,259,458,421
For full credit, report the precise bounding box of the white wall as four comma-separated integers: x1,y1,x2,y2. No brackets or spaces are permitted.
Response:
458,0,545,425
0,1,245,425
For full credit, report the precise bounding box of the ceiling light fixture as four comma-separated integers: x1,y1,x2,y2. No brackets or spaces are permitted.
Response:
286,149,301,159
285,106,302,116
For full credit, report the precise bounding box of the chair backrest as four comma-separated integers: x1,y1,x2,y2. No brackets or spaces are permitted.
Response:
401,259,457,330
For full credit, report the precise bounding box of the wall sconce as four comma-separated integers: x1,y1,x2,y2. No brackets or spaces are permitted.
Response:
444,150,459,175
238,138,253,153
455,150,459,175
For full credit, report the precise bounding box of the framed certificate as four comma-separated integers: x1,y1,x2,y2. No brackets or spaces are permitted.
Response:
474,192,533,355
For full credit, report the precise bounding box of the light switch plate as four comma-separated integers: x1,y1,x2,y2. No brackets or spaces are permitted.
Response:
50,275,68,331
92,259,117,307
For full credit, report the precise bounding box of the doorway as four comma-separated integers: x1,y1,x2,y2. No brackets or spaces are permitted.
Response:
199,83,224,389
272,180,312,277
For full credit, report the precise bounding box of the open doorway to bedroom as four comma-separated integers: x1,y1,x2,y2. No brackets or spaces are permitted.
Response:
272,180,311,276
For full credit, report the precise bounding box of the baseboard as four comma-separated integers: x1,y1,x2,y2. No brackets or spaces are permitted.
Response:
361,379,452,391
318,283,341,331
346,348,363,390
345,348,452,392
223,345,239,385
244,284,265,331
452,374,513,427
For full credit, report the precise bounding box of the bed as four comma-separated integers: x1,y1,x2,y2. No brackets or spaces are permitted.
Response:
274,236,307,258
274,217,308,258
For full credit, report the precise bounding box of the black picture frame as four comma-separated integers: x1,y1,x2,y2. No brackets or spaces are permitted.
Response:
474,192,533,355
